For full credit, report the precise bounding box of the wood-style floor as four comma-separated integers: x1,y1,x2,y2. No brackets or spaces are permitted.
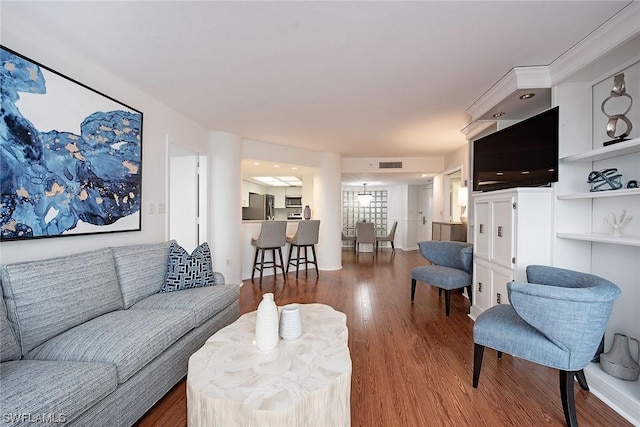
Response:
136,248,631,427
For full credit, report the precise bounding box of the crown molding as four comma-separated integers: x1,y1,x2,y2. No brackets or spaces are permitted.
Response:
460,120,494,139
464,1,640,131
466,66,550,122
548,1,640,86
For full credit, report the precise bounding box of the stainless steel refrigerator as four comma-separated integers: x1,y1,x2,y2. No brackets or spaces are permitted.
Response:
242,193,275,220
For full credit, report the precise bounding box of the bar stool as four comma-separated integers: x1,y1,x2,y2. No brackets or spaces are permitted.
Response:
286,220,320,278
251,221,287,284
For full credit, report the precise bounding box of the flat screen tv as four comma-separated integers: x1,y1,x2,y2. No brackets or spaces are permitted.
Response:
473,106,559,192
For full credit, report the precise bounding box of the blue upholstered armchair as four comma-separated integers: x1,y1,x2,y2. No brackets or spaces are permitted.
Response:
473,265,621,427
410,241,473,316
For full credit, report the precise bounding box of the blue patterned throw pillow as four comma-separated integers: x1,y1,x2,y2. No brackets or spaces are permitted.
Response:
161,241,215,292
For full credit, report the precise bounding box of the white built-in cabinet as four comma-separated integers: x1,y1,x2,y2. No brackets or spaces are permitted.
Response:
269,187,286,208
469,188,552,319
463,11,640,422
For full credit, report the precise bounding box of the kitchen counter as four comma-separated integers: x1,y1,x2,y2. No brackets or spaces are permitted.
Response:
241,220,308,280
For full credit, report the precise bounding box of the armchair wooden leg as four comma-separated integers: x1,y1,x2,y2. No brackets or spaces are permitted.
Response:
466,285,473,306
444,289,451,317
411,278,417,302
560,370,578,427
473,343,485,388
575,369,589,391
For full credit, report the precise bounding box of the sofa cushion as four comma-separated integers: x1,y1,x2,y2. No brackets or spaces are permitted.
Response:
26,309,194,384
160,241,215,292
0,285,21,362
0,248,123,355
112,241,171,308
0,360,117,426
131,283,240,325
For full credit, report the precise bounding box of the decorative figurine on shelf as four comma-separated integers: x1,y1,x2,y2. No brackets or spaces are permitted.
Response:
587,168,623,191
600,333,640,381
303,205,311,220
601,73,633,146
604,210,632,237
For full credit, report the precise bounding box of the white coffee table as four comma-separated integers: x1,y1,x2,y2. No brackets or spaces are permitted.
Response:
187,303,352,426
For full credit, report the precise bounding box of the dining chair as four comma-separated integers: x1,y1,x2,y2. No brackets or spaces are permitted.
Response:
355,222,375,254
375,221,398,253
251,221,287,284
286,220,320,278
341,230,356,250
473,265,621,427
410,241,473,316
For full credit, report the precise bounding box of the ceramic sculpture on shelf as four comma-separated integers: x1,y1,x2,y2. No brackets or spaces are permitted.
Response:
600,333,640,381
604,210,633,237
255,293,279,351
304,205,311,220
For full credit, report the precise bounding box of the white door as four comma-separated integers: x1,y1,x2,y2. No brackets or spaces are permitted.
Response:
419,184,433,242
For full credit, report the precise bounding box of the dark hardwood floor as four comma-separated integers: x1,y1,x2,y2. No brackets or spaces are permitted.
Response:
137,248,631,427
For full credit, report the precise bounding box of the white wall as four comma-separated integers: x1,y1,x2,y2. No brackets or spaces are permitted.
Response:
0,13,211,265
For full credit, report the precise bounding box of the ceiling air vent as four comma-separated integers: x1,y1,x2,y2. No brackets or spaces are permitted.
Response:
378,161,403,169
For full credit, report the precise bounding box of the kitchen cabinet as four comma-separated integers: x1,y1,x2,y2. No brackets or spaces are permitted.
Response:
469,188,552,320
269,187,286,208
285,186,302,197
431,222,467,242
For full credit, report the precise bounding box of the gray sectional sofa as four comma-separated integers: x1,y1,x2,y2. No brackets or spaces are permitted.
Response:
0,241,240,426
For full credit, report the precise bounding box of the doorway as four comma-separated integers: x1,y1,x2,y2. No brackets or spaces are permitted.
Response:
168,143,206,252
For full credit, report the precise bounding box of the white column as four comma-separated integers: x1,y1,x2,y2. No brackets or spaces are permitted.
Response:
209,131,242,284
313,152,342,271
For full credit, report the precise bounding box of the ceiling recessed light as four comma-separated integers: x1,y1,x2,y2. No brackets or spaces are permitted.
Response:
292,167,298,170
273,165,280,168
521,171,530,174
421,174,428,177
496,172,504,176
520,93,535,100
493,112,506,118
253,162,260,165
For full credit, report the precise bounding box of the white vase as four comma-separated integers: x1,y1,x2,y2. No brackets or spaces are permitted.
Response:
279,304,302,340
255,293,279,351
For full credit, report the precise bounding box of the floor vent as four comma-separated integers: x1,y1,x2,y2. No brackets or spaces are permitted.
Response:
379,161,403,169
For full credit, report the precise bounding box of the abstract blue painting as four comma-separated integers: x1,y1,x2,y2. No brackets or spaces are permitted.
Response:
0,46,142,241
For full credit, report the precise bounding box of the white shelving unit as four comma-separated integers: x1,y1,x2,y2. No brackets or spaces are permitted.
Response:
553,67,639,424
561,137,640,162
556,137,640,246
557,188,640,200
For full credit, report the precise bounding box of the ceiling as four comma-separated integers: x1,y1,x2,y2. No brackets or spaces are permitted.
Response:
2,1,633,184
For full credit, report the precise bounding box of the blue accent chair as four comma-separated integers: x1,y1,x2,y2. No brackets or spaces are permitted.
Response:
473,265,621,427
411,241,473,316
